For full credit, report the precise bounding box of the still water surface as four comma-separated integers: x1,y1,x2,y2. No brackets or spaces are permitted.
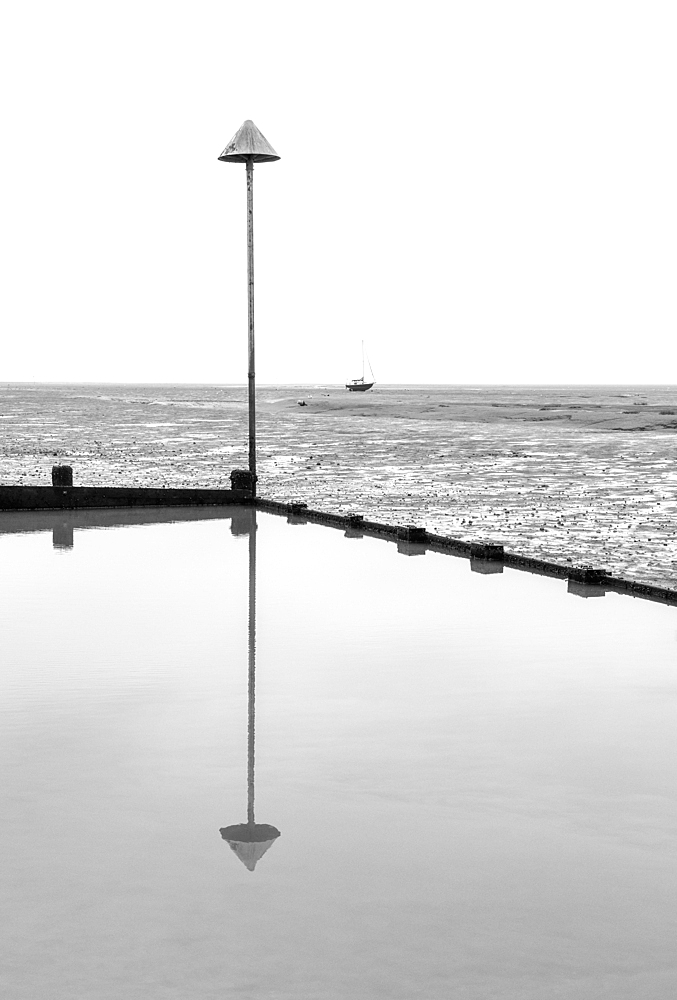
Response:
1,508,676,999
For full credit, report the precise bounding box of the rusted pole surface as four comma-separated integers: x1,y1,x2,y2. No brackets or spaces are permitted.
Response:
247,510,256,824
246,157,256,483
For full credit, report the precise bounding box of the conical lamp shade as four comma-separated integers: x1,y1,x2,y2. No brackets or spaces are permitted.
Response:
218,120,280,163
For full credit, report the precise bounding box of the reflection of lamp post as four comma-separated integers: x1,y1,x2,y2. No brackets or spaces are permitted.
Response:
220,510,281,870
218,120,280,491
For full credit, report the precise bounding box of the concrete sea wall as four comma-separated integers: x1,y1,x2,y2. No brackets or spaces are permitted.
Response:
0,486,249,511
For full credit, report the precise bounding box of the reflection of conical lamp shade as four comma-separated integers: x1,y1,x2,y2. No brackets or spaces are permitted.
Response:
220,822,281,871
221,512,280,869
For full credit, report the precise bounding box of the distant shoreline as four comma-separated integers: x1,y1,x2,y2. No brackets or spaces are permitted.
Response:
1,381,676,388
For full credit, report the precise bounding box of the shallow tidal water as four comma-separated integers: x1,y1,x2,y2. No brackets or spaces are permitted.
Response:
1,507,677,998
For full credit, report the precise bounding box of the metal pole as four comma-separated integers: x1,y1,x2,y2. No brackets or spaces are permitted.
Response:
246,157,256,484
246,511,256,825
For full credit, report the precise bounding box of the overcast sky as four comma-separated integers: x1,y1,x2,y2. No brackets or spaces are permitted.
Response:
1,1,675,385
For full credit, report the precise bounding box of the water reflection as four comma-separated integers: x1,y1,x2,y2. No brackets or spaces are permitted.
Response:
2,508,677,996
470,556,504,575
52,523,74,549
567,578,608,598
0,505,245,539
396,539,426,557
220,509,281,870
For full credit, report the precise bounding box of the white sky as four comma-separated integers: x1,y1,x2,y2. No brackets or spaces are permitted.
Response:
1,1,675,385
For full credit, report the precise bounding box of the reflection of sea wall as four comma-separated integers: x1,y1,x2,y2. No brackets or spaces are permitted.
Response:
1,384,676,588
0,506,251,552
0,505,243,535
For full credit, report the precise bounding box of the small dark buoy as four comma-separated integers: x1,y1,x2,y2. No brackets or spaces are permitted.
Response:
470,542,504,562
298,400,307,407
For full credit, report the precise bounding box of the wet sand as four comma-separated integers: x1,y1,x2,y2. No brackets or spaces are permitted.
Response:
1,383,676,590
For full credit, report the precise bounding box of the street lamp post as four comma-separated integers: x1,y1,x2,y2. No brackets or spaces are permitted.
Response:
219,120,280,491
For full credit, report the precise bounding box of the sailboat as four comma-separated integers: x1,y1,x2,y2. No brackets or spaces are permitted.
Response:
346,341,375,392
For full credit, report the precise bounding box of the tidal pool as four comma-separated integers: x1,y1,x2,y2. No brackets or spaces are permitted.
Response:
1,506,676,999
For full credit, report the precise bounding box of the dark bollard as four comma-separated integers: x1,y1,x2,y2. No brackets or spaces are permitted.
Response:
345,516,365,539
397,525,428,544
286,502,308,523
52,465,73,487
230,469,257,495
568,566,609,585
288,502,308,515
470,542,504,562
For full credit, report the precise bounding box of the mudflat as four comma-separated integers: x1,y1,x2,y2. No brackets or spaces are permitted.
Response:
1,383,676,589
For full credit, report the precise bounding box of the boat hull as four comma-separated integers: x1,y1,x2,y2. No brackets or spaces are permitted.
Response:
346,382,374,392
